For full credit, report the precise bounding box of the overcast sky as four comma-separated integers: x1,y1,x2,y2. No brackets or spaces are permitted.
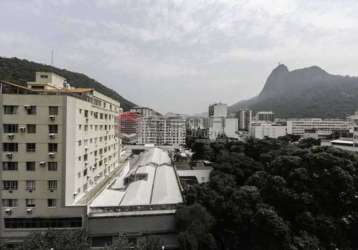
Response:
1,0,358,114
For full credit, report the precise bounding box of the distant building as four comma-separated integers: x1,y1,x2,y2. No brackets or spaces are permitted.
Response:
119,112,141,144
349,112,358,145
287,118,351,136
208,103,238,140
224,118,239,138
255,111,275,122
133,107,186,146
237,109,253,131
250,122,287,139
186,117,209,130
208,103,228,118
164,114,186,146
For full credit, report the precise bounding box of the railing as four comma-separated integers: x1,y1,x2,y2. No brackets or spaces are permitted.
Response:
89,203,179,215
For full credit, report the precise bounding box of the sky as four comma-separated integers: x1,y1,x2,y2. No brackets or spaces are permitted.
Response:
1,0,358,114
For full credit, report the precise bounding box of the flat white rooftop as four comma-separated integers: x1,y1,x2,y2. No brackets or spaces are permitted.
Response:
89,148,183,216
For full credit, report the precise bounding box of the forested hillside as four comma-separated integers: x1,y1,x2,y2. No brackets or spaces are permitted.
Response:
0,57,135,111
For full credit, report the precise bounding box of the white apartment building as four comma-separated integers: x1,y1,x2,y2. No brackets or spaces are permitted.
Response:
250,122,287,139
134,108,186,147
0,72,121,242
287,118,351,136
164,114,186,146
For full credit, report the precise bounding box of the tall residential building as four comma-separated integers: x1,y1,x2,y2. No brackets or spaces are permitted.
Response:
208,103,239,140
132,107,186,146
287,118,351,136
0,72,121,241
164,114,186,146
237,109,253,131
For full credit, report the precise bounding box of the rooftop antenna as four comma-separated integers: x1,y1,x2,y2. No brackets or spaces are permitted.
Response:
51,49,54,66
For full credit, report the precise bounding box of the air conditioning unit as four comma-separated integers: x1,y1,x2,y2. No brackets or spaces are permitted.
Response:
49,189,54,192
48,152,56,158
7,134,15,140
49,133,56,139
73,192,78,197
87,176,90,180
39,161,46,167
5,208,12,215
6,153,13,159
84,146,88,151
19,126,26,132
84,162,88,166
28,189,33,193
26,208,33,214
24,105,31,110
49,115,56,121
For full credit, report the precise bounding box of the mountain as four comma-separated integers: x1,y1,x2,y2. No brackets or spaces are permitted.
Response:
0,57,136,111
230,64,358,118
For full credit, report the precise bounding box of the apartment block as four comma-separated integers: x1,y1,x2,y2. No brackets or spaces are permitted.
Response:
0,72,121,242
287,118,351,136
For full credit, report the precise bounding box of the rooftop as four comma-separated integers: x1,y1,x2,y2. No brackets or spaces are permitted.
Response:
89,148,183,216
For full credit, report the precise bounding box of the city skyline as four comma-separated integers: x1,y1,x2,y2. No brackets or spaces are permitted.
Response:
1,0,358,114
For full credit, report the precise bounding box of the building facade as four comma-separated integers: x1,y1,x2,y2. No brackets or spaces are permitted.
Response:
287,118,351,136
0,72,121,242
250,122,287,139
237,109,253,131
255,111,275,122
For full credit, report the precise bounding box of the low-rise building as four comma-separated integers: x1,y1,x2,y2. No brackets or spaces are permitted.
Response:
250,122,287,139
287,118,351,136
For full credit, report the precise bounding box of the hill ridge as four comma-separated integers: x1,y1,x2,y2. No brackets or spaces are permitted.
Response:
0,56,135,111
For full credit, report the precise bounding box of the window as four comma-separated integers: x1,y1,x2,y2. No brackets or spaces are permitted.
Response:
40,74,48,79
78,140,82,146
49,106,58,115
27,124,36,133
84,110,88,118
3,105,18,114
3,143,18,152
4,217,82,229
26,143,36,152
3,124,18,133
49,125,58,134
2,199,18,207
48,180,57,190
48,162,58,171
26,199,36,207
26,162,36,171
25,106,36,115
26,180,36,191
3,162,18,171
83,154,88,161
48,143,58,152
3,181,18,190
48,199,56,208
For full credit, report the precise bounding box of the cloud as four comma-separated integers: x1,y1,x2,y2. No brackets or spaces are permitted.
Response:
1,0,358,113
